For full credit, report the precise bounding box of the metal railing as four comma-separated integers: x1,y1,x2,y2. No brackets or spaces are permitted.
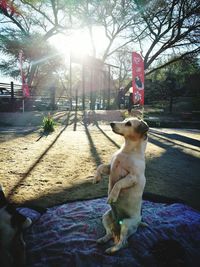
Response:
0,82,23,98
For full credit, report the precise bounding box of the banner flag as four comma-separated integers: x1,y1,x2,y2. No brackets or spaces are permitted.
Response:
19,50,30,98
132,52,144,105
0,0,20,15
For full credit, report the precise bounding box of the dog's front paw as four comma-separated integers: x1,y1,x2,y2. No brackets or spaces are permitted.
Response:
93,173,101,184
107,186,120,204
107,193,118,204
97,233,112,244
105,245,120,254
105,240,128,254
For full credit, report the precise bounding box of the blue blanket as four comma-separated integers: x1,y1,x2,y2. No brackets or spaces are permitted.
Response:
20,198,200,267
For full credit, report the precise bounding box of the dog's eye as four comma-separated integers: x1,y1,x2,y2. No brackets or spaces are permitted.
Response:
125,121,131,127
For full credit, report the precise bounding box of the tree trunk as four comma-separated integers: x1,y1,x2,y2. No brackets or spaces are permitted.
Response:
169,94,173,113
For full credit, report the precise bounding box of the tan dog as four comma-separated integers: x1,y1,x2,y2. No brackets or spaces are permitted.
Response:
94,118,149,254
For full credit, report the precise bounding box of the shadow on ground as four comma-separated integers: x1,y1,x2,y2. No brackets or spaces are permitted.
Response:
7,112,72,200
5,112,200,211
146,129,200,210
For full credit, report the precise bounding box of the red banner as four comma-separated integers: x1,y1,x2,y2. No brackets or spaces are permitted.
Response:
0,0,20,15
19,50,30,98
132,52,144,105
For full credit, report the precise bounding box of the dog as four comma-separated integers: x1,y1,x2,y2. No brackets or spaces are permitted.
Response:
0,185,32,267
94,118,149,254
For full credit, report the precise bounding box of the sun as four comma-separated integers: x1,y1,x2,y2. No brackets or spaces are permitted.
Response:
68,30,93,57
49,27,108,62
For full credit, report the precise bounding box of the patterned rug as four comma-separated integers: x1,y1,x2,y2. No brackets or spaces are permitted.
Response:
19,197,200,267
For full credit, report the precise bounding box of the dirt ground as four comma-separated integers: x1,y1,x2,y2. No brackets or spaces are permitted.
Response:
0,110,199,210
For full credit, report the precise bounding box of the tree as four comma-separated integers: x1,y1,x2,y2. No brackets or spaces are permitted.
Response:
71,0,200,93
109,48,132,88
70,0,144,61
135,0,200,73
145,55,200,111
0,0,75,85
1,0,199,91
75,0,200,69
0,27,65,92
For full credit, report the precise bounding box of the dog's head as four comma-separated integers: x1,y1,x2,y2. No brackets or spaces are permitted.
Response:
110,118,149,141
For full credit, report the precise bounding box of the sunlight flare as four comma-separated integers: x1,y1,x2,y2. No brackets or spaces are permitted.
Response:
49,27,108,61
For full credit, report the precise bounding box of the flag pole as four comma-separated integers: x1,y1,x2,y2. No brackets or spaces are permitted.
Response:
19,50,30,113
140,51,144,120
22,98,24,113
142,105,144,119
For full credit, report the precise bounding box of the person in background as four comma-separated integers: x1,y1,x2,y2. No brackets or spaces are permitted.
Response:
128,87,134,114
117,87,125,109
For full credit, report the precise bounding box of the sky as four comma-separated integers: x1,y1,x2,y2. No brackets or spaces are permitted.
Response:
0,1,152,84
49,27,109,60
0,53,19,83
0,26,112,84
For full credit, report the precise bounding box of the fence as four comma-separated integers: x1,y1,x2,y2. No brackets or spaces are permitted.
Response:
0,82,73,112
0,82,22,97
0,82,23,111
0,76,122,112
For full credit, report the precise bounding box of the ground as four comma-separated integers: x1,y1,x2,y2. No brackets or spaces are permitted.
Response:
0,110,199,210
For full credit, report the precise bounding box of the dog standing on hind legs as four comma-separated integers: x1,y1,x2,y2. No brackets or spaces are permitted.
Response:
93,118,149,254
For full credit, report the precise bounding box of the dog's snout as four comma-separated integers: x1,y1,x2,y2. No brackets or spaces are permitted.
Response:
110,122,115,128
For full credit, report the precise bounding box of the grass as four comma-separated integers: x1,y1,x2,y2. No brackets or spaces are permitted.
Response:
43,114,55,133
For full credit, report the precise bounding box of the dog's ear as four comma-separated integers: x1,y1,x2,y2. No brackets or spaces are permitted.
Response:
136,120,149,139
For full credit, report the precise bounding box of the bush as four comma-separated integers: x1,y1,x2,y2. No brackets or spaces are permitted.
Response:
43,114,55,132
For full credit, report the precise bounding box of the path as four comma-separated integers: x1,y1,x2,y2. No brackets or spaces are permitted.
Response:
0,111,199,210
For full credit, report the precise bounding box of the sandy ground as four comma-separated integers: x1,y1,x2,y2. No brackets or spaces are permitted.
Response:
0,111,200,210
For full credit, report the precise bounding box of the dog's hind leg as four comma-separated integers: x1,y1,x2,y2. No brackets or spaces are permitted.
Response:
97,210,114,244
105,218,139,254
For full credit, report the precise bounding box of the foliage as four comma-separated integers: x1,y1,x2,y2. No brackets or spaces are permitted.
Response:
145,56,200,112
43,114,55,132
0,0,199,90
148,56,200,94
134,0,200,70
0,28,65,93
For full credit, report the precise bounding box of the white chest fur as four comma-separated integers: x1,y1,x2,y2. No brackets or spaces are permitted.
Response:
109,150,145,189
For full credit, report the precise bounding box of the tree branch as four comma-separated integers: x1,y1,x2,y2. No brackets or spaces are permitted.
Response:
146,47,200,76
20,0,55,26
0,7,28,34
